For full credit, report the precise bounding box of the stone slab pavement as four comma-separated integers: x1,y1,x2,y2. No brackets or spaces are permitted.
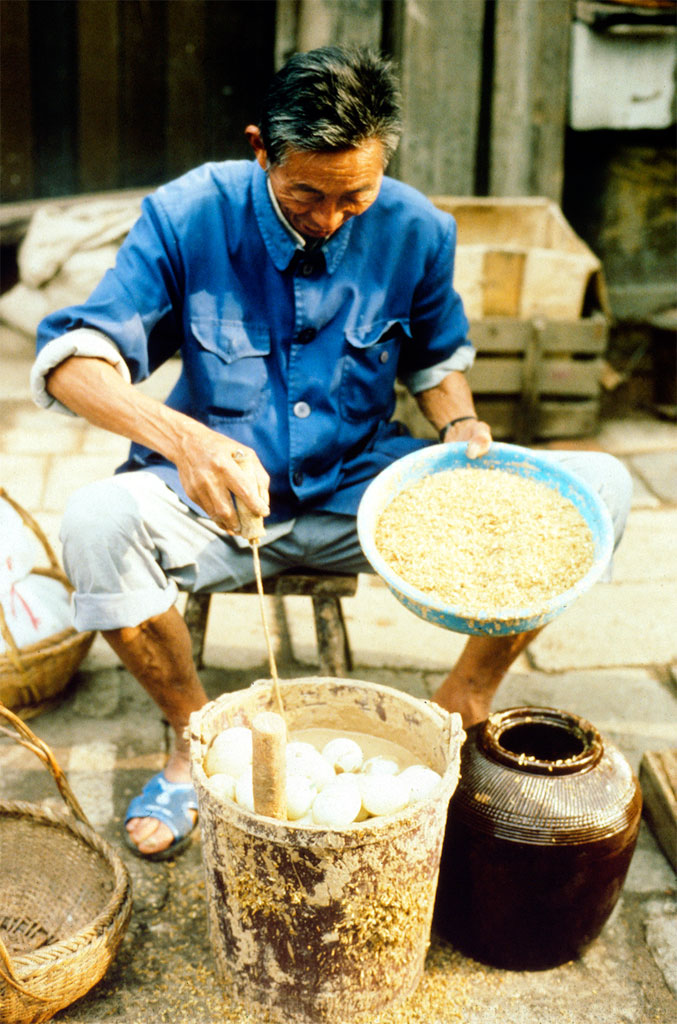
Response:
1,324,676,1023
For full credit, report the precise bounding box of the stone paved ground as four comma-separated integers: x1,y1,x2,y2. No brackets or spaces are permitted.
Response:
1,323,675,1023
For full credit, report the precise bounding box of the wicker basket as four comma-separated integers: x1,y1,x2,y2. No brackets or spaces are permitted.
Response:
0,489,95,719
0,703,133,1024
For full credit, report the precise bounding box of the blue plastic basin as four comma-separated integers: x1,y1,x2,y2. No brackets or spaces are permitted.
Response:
356,442,614,636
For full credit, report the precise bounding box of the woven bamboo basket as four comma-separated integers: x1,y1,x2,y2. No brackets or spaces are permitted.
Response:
0,488,95,719
0,703,133,1024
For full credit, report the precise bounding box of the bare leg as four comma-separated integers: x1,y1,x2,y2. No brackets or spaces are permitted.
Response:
432,628,542,728
103,605,208,856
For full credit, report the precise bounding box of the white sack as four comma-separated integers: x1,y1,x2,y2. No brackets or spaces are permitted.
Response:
0,196,142,337
0,498,43,592
18,199,142,288
0,573,72,653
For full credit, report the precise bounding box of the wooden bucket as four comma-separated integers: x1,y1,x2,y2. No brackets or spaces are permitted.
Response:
189,676,464,1023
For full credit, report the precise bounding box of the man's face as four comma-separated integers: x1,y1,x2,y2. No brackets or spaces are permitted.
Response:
253,134,385,241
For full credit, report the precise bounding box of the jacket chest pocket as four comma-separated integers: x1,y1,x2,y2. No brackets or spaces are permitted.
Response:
189,319,271,420
340,319,409,424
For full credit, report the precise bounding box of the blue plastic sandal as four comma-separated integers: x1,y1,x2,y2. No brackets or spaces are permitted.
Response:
124,772,198,861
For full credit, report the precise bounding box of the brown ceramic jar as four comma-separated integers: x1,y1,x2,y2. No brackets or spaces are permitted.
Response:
433,706,642,970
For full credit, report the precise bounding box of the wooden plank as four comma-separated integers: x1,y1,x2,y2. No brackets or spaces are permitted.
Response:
77,0,120,192
490,0,571,201
203,2,276,163
274,0,298,69
166,0,206,180
517,318,544,444
474,398,601,440
119,0,167,187
28,0,79,197
482,251,525,318
392,386,601,442
468,357,603,397
297,0,382,49
470,316,608,355
0,0,33,201
640,750,677,873
390,0,486,194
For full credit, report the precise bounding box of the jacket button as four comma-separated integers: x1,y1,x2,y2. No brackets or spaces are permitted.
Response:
293,470,304,486
379,350,390,364
297,327,317,344
301,262,314,276
293,401,311,418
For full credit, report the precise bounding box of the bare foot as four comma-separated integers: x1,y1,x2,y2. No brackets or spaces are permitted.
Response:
125,749,197,857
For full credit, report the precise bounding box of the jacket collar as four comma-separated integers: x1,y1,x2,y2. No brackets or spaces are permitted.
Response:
252,161,354,275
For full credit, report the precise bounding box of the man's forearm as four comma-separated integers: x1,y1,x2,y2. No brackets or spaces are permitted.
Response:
46,355,270,527
415,370,478,432
415,370,492,456
46,355,205,465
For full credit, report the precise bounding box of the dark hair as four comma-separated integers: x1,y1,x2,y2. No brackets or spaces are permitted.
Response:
259,47,402,166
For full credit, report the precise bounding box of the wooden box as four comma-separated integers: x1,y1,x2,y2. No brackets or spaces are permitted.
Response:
429,196,604,321
394,311,608,444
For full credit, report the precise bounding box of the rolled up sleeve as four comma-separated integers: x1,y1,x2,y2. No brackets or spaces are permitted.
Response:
30,327,131,414
401,344,476,395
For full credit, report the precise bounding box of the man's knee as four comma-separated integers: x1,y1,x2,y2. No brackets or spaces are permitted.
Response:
60,479,147,584
578,452,632,546
545,450,632,547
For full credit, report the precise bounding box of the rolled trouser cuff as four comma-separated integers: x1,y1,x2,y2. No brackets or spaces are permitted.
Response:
71,580,179,633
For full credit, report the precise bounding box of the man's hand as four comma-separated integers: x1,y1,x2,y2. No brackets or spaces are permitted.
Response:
174,433,270,534
440,416,492,459
415,369,493,459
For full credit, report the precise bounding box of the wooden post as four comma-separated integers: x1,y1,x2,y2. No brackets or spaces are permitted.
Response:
312,595,353,677
77,0,120,192
276,0,382,63
0,0,34,201
490,0,571,201
184,592,211,670
389,0,486,194
166,0,206,180
516,316,546,445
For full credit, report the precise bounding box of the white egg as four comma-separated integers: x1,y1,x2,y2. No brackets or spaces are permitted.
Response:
399,765,443,803
286,741,319,764
359,774,410,818
285,773,317,821
291,812,316,826
322,737,363,774
204,726,253,778
206,772,237,801
286,743,335,789
311,774,362,828
234,769,255,813
361,755,400,776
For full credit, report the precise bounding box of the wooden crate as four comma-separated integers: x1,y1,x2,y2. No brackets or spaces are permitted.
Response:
394,313,608,445
430,196,605,321
639,750,677,873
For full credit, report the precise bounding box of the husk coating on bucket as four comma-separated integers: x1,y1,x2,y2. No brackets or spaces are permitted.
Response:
189,677,464,1024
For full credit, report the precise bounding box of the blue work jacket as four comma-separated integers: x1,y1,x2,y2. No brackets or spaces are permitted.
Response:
36,160,472,522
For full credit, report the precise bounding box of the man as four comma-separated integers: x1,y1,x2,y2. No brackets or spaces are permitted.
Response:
32,47,631,860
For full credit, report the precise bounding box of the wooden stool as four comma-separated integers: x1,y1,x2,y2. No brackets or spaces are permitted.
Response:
184,571,358,677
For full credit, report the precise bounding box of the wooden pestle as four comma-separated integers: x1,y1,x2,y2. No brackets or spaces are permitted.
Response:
252,711,287,819
231,449,266,540
231,447,285,718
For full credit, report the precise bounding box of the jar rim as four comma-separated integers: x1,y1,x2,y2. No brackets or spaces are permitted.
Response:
480,706,604,776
